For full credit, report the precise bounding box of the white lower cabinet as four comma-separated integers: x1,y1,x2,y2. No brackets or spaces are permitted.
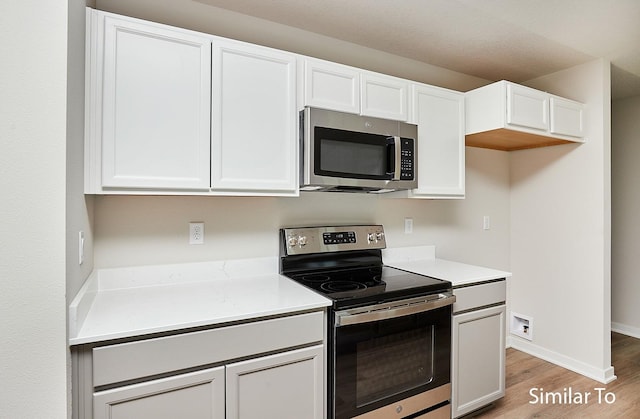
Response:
226,345,324,419
93,345,324,419
74,312,325,419
94,367,225,419
451,281,506,418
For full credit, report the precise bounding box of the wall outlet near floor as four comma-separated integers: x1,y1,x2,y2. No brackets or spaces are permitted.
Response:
189,222,205,245
510,312,533,341
483,215,491,230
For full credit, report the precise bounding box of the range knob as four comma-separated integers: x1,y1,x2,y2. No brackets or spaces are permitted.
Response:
376,232,384,242
367,233,375,243
287,235,298,247
297,235,308,247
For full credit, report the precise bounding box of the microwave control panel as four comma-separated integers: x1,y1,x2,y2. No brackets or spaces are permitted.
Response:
400,138,414,180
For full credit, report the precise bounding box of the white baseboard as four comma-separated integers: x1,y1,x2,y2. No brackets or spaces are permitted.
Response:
506,336,616,384
611,322,640,339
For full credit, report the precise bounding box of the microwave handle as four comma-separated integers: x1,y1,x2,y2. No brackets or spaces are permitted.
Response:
386,136,402,180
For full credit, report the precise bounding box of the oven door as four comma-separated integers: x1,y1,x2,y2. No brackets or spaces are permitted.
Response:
331,294,453,419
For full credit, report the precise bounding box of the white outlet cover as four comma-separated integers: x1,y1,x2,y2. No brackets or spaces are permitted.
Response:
189,222,204,245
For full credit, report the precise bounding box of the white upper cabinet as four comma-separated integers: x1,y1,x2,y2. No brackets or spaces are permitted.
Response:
361,72,409,121
550,96,585,138
465,80,585,151
299,58,360,114
85,10,299,196
298,57,408,121
506,83,549,131
86,12,212,192
407,84,465,199
211,39,298,195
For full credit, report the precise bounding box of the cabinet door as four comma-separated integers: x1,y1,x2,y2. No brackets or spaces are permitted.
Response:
451,305,506,418
93,367,225,419
211,39,298,195
506,83,548,131
226,345,324,419
361,72,409,121
302,58,360,113
97,13,211,190
410,84,465,198
550,97,584,138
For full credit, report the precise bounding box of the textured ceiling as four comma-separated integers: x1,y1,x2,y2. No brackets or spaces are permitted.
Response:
195,0,640,99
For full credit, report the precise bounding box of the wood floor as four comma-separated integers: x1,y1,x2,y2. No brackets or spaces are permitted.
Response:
472,333,640,418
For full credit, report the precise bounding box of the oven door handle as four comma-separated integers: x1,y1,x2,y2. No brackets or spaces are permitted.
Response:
335,293,456,327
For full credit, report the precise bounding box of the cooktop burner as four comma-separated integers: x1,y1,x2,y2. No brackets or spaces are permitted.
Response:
279,225,451,308
286,265,449,307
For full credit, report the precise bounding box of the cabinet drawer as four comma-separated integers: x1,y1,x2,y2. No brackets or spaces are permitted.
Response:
93,311,324,387
453,280,506,313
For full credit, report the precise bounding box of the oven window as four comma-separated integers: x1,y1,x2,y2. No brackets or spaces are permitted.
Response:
333,306,451,419
356,325,434,406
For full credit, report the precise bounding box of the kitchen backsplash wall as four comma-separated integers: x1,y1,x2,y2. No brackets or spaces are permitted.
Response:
93,147,510,270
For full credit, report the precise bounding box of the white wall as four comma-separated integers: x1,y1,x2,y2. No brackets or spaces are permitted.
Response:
612,95,640,337
94,147,510,270
0,2,69,418
509,59,614,383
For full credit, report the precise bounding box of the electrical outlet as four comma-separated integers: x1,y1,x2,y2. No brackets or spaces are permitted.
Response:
404,218,413,234
189,222,204,245
483,215,491,230
78,231,85,265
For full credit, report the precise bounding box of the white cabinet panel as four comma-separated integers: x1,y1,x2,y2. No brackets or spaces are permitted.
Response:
506,83,549,131
93,367,225,419
97,13,211,190
226,345,324,419
301,58,360,113
211,40,298,195
361,72,409,121
409,84,465,198
465,80,584,151
452,305,506,418
550,96,584,138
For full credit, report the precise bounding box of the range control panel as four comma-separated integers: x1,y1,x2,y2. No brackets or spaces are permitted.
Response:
282,225,386,255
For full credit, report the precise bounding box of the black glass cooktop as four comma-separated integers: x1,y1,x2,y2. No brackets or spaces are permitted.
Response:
286,265,451,308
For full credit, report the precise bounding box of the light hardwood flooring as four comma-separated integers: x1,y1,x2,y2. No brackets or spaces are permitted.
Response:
472,333,640,418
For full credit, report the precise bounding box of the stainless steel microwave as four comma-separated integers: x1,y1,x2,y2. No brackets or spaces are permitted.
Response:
300,107,418,193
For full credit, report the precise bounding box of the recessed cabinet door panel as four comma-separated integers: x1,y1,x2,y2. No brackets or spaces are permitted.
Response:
410,84,465,198
101,15,211,190
550,97,584,138
303,58,360,113
506,83,548,131
226,345,324,419
93,367,225,419
451,305,506,418
212,40,297,195
361,73,409,121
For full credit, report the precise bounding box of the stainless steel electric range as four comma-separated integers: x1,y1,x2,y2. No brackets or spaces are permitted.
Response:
279,225,454,419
